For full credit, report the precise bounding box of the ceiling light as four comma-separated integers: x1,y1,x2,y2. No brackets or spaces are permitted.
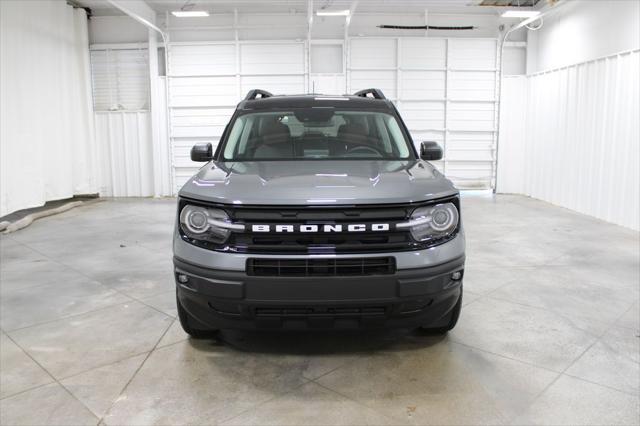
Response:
501,10,541,18
316,9,350,16
171,10,209,17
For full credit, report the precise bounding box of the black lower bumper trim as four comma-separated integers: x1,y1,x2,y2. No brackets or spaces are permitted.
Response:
174,255,464,330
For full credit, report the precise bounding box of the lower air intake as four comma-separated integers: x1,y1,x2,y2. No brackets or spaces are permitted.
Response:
247,257,396,277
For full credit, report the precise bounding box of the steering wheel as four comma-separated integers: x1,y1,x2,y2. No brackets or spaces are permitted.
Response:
345,145,383,157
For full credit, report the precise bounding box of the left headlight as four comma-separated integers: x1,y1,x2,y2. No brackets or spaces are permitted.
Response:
400,202,459,242
179,205,235,243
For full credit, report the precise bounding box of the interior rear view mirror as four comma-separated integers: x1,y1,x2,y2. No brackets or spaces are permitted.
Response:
420,141,443,161
191,143,213,162
293,108,335,123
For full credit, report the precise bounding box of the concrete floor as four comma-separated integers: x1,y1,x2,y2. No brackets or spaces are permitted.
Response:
0,194,638,425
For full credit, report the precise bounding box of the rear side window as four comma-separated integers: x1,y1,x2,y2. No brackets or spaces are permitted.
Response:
221,109,413,161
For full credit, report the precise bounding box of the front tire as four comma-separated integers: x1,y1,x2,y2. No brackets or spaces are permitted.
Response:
419,287,462,334
176,291,219,339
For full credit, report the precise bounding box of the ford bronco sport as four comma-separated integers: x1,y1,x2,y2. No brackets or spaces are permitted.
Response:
174,88,465,337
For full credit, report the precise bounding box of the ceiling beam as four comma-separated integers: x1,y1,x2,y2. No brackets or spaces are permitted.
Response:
106,0,158,27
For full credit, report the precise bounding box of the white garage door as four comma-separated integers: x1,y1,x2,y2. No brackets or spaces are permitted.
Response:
167,37,497,191
348,38,498,189
167,41,306,191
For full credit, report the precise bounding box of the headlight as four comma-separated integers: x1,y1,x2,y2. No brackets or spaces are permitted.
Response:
401,202,459,242
179,205,233,243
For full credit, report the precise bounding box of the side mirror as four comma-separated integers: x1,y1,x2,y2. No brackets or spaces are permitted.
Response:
420,141,443,161
191,143,213,162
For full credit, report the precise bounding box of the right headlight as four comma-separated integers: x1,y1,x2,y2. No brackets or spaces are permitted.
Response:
179,204,238,243
400,202,459,242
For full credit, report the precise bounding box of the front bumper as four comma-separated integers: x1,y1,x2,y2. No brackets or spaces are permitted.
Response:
174,254,465,330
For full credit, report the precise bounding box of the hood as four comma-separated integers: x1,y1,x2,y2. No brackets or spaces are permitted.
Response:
179,160,457,205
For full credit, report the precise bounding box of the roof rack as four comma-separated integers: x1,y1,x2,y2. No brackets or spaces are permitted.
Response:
353,88,386,100
244,89,273,101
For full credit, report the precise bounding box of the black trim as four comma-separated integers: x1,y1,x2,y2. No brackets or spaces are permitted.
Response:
177,195,461,255
174,255,465,330
244,89,273,100
377,25,475,30
353,88,386,99
179,193,459,211
246,257,396,277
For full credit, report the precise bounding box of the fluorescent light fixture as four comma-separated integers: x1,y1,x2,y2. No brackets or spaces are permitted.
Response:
501,10,541,18
316,9,350,16
171,10,209,17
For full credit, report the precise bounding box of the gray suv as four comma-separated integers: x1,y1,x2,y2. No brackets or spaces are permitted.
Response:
173,89,465,337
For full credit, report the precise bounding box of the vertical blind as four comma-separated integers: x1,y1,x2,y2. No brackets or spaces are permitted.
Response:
90,47,149,111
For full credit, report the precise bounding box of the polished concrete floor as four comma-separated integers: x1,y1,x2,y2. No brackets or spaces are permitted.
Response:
0,194,638,425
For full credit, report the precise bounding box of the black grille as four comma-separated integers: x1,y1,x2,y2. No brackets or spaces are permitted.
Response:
235,231,413,254
247,257,396,277
228,204,415,254
254,305,387,317
178,196,460,254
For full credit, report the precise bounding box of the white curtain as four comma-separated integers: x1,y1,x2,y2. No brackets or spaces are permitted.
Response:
0,0,96,217
498,51,640,231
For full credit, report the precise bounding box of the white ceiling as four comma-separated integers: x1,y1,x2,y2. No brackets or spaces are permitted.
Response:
78,0,519,16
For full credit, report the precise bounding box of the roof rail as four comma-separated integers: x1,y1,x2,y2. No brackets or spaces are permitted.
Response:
244,89,273,101
353,88,386,100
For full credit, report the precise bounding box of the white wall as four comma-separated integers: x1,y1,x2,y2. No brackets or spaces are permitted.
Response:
89,15,148,44
0,0,96,216
496,76,527,195
498,1,640,230
527,0,640,73
499,54,639,230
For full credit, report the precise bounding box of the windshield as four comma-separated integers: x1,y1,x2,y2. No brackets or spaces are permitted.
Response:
221,109,414,161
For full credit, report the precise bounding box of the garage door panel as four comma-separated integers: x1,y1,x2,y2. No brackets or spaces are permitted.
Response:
169,76,238,107
168,40,307,193
449,102,495,131
446,162,493,188
167,37,498,192
446,131,494,188
447,131,494,161
350,70,396,99
350,38,396,69
310,74,346,95
401,71,445,100
448,39,496,70
240,43,304,74
400,39,446,70
399,102,445,130
169,44,236,76
170,108,234,138
449,71,495,100
348,37,498,190
240,75,305,95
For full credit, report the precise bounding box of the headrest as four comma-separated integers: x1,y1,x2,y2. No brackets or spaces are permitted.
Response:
338,121,367,136
261,117,290,136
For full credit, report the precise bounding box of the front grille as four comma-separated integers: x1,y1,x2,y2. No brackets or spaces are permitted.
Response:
254,305,387,317
235,231,413,254
247,257,396,277
178,196,460,254
226,202,428,254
